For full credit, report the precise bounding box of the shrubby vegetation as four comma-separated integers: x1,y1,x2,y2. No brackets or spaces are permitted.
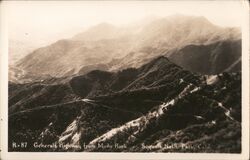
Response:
8,57,241,153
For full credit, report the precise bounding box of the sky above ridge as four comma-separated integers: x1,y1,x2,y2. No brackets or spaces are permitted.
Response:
3,1,246,46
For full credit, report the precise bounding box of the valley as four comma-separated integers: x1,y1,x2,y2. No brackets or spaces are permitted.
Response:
8,15,242,153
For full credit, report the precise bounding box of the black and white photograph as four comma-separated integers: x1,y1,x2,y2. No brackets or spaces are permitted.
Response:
0,0,249,159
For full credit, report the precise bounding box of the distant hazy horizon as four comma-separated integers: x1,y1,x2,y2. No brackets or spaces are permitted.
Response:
4,1,245,52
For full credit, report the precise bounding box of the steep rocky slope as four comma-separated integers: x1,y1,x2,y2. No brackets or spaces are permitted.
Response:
9,57,241,152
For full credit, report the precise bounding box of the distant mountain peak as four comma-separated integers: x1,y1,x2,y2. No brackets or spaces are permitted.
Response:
72,22,119,41
163,14,211,23
13,14,241,81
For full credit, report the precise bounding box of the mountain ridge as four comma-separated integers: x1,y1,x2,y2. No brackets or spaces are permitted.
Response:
10,15,241,83
9,56,241,152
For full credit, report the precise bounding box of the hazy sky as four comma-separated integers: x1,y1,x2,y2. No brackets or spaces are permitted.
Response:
4,1,246,45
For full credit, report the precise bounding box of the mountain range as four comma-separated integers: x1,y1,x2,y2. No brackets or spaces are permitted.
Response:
10,15,241,83
8,15,242,153
9,56,241,152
